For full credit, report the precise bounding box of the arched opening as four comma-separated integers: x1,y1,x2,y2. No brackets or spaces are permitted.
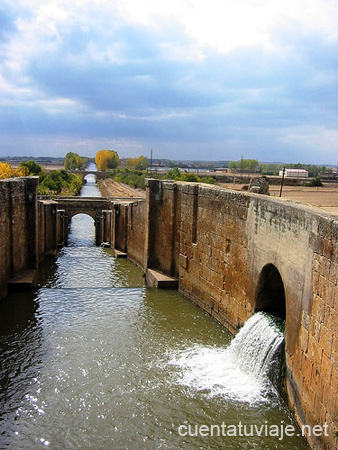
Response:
255,264,286,320
84,173,97,185
68,213,96,247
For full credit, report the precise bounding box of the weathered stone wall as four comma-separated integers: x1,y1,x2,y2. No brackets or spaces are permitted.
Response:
179,183,252,334
0,180,11,299
38,200,58,260
137,179,337,450
38,201,45,262
44,201,57,256
288,216,338,449
114,203,128,253
0,177,39,299
126,200,147,270
146,180,180,277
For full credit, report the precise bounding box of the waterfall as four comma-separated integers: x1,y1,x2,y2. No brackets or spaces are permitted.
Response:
230,312,285,388
171,312,285,403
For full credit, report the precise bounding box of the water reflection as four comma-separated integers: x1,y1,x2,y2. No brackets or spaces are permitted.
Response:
0,290,43,444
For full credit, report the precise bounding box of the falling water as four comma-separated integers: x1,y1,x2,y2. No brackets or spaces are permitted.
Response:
230,312,285,389
171,312,285,404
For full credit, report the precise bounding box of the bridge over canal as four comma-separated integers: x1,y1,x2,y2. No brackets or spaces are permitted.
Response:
47,195,144,247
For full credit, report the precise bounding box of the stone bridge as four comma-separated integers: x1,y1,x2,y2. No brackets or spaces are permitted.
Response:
54,196,114,246
66,170,109,180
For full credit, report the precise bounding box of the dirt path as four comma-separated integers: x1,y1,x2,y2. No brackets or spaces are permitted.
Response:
99,179,146,198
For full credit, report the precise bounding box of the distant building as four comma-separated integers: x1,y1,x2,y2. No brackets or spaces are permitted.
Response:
279,168,309,178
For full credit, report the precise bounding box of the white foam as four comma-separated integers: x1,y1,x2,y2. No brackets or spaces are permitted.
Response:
170,313,284,404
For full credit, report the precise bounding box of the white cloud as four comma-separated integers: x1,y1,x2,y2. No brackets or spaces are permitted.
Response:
1,0,337,162
280,125,338,156
115,0,338,53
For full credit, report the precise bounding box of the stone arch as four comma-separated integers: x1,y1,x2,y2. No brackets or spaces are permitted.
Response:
67,210,98,222
255,263,286,320
84,173,97,183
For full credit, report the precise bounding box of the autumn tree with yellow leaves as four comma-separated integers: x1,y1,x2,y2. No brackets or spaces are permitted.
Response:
126,155,149,170
95,150,119,171
0,162,26,179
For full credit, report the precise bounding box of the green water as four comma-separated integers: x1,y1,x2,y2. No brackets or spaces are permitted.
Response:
0,171,310,449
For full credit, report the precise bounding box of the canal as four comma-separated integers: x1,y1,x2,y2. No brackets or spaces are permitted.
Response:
0,168,309,449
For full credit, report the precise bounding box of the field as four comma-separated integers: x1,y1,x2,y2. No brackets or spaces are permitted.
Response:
218,182,338,215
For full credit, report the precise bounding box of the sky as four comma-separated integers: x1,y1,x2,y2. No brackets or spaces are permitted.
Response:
0,0,338,164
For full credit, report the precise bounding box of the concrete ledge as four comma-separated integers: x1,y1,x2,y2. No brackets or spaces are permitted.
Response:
146,268,178,289
100,242,111,248
114,249,128,258
8,270,38,290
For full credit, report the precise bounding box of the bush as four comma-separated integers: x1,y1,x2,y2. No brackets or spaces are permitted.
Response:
308,177,323,187
38,171,83,195
115,171,146,189
180,172,200,182
201,176,216,184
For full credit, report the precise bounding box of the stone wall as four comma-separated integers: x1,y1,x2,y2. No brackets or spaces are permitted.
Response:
288,216,338,449
146,180,180,277
114,203,128,253
0,177,39,299
126,200,147,270
132,179,338,450
38,200,58,261
0,180,11,299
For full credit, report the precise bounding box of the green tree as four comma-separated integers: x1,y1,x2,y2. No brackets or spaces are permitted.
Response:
167,167,181,180
180,172,200,182
19,160,42,176
135,156,149,170
64,152,88,170
229,159,259,172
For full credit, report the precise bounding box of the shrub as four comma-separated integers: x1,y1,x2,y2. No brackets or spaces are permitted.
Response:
309,177,323,187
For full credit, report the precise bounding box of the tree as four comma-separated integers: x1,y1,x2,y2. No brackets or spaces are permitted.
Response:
95,150,119,171
180,172,200,182
0,163,14,179
125,155,149,170
229,159,259,172
0,162,26,179
167,167,181,180
19,160,42,176
64,152,88,170
126,158,138,170
135,156,149,170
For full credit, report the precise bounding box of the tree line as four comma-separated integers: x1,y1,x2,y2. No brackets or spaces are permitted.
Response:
229,159,332,177
0,160,82,195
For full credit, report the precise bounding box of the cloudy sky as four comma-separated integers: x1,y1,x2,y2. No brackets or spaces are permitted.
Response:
0,0,337,163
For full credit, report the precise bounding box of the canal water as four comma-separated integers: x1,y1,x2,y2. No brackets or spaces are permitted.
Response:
0,168,309,449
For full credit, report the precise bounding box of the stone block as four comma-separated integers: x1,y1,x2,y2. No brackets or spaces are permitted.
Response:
179,253,188,270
